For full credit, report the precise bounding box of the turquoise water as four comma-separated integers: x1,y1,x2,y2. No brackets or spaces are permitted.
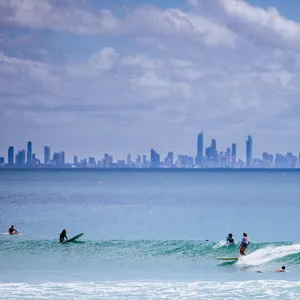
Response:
1,170,300,299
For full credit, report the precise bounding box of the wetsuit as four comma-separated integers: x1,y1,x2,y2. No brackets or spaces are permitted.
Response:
8,227,17,235
227,237,234,244
60,231,68,243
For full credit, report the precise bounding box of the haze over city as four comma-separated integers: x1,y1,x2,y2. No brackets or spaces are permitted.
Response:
1,0,300,160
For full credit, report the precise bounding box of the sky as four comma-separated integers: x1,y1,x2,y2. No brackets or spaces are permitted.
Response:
1,0,300,162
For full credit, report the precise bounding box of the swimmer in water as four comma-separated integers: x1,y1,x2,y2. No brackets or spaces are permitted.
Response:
239,232,250,256
227,233,234,244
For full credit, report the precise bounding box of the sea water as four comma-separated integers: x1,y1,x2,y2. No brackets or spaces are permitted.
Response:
1,169,300,299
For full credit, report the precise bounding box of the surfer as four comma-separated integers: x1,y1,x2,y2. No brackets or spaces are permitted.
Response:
8,225,19,235
59,229,68,243
239,232,250,256
256,266,286,273
275,266,286,272
227,233,234,244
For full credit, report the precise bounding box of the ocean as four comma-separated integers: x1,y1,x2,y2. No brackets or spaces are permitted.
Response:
1,169,300,299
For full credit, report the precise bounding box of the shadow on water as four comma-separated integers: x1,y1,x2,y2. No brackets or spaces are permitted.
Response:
217,261,237,266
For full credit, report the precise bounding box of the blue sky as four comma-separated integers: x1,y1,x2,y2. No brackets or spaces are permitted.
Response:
1,0,300,161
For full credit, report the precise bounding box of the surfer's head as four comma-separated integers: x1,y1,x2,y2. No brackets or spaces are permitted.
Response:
62,229,66,234
243,232,247,237
228,233,233,238
282,266,285,270
11,225,14,228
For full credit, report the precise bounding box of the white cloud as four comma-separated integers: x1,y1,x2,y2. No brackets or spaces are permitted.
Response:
123,55,164,70
0,0,119,34
189,0,300,49
1,0,300,159
89,47,119,72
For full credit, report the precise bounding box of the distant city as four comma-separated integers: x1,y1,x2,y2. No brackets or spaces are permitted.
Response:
0,133,299,169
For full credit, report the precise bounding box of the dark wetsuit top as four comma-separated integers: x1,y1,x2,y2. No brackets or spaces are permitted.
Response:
60,232,68,242
227,237,234,244
8,227,16,234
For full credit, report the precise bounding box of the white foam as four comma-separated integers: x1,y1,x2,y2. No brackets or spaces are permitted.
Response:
237,244,300,266
1,232,22,235
0,280,299,299
213,240,229,248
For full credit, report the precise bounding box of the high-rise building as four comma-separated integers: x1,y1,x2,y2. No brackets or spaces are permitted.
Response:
52,151,65,166
0,157,4,165
53,152,60,166
60,151,65,165
246,135,252,167
225,147,231,166
211,139,218,163
142,154,147,166
127,153,132,167
16,150,26,165
27,141,32,165
74,156,78,166
44,146,51,165
88,157,96,168
150,149,160,167
136,155,142,168
196,132,203,165
231,143,237,167
8,146,14,165
164,152,173,167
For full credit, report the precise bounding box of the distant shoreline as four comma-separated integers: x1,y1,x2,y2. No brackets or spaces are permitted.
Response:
0,167,299,172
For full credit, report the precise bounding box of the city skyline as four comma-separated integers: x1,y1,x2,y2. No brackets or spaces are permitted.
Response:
1,133,300,169
1,1,300,160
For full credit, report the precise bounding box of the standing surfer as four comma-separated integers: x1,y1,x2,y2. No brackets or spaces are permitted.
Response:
59,229,68,243
239,232,250,255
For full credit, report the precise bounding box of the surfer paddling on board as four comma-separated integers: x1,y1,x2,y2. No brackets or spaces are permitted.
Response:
239,232,250,256
275,266,286,272
8,225,19,235
59,229,68,243
227,233,234,244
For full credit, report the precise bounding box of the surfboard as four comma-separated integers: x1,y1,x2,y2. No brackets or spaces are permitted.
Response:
216,257,238,261
63,233,84,243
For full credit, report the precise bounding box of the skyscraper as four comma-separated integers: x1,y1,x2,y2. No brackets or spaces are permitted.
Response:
196,132,203,165
27,141,32,165
211,139,218,163
8,146,14,165
246,135,253,167
59,151,65,165
166,152,174,167
231,143,237,167
52,152,60,166
16,150,26,165
44,146,51,165
150,149,160,167
225,147,231,166
74,156,78,167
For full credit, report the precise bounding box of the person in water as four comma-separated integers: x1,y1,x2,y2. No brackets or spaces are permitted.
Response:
240,232,250,256
275,266,286,272
8,225,19,235
256,266,286,273
227,233,234,244
59,229,68,243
